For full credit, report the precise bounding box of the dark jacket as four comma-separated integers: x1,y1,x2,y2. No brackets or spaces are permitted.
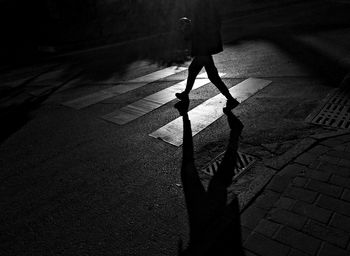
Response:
191,0,223,56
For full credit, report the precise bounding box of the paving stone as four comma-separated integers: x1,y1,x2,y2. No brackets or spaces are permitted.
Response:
275,226,321,255
341,189,350,202
303,220,349,248
304,168,331,182
265,138,317,170
311,130,350,140
254,190,281,210
244,232,290,256
326,150,350,160
261,142,280,153
294,152,318,166
307,145,331,156
292,177,308,187
329,175,350,189
317,194,350,217
274,197,296,210
241,206,267,230
288,249,309,256
244,249,259,256
306,179,343,198
330,213,350,233
278,164,307,178
319,242,349,256
318,163,349,177
309,161,321,169
320,137,346,147
254,219,281,237
337,134,350,143
267,208,306,230
284,186,318,203
292,201,332,223
241,226,253,243
319,155,340,165
339,158,350,169
266,175,291,193
334,145,347,152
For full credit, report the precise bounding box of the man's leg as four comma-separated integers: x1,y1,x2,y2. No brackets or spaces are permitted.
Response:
176,57,203,100
204,56,239,109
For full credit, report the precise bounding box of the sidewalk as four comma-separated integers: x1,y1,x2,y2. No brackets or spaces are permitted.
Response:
237,26,350,255
241,130,350,256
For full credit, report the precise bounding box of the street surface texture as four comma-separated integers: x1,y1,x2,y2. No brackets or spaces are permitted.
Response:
243,132,350,256
1,2,350,256
0,39,337,256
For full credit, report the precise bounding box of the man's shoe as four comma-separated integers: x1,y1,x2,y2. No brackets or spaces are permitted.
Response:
174,99,189,116
175,92,189,100
226,98,239,110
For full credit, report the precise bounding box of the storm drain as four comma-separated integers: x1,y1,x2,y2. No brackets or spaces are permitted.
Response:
307,86,350,129
201,151,256,181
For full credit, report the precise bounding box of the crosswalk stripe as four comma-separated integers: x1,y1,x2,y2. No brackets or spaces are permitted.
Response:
101,73,225,125
29,69,82,96
149,78,272,146
124,66,187,83
62,66,187,109
28,69,66,86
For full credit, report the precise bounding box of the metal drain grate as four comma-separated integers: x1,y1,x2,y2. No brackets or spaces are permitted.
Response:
201,151,256,181
308,86,350,129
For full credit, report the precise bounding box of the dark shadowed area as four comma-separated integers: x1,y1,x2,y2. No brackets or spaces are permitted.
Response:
175,99,245,255
1,1,350,256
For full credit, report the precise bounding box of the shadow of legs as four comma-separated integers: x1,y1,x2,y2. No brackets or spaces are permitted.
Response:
175,100,245,256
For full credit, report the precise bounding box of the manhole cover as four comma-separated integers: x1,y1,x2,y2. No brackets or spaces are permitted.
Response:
201,151,256,181
307,86,350,129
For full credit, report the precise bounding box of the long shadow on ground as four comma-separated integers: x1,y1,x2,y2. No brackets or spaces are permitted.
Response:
175,99,245,256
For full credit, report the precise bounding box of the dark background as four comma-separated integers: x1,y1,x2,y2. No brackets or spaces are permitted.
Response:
1,0,338,65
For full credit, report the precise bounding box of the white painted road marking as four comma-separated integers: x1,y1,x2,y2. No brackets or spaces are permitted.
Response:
62,66,187,109
149,78,272,146
123,66,187,83
28,69,66,86
101,73,225,125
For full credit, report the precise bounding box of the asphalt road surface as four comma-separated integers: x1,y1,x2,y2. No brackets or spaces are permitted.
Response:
0,34,338,255
2,1,349,254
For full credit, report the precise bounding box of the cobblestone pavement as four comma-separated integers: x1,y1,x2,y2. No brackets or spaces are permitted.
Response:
242,131,350,256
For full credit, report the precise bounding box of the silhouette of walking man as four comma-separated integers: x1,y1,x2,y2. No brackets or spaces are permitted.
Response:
175,99,245,256
176,0,239,110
